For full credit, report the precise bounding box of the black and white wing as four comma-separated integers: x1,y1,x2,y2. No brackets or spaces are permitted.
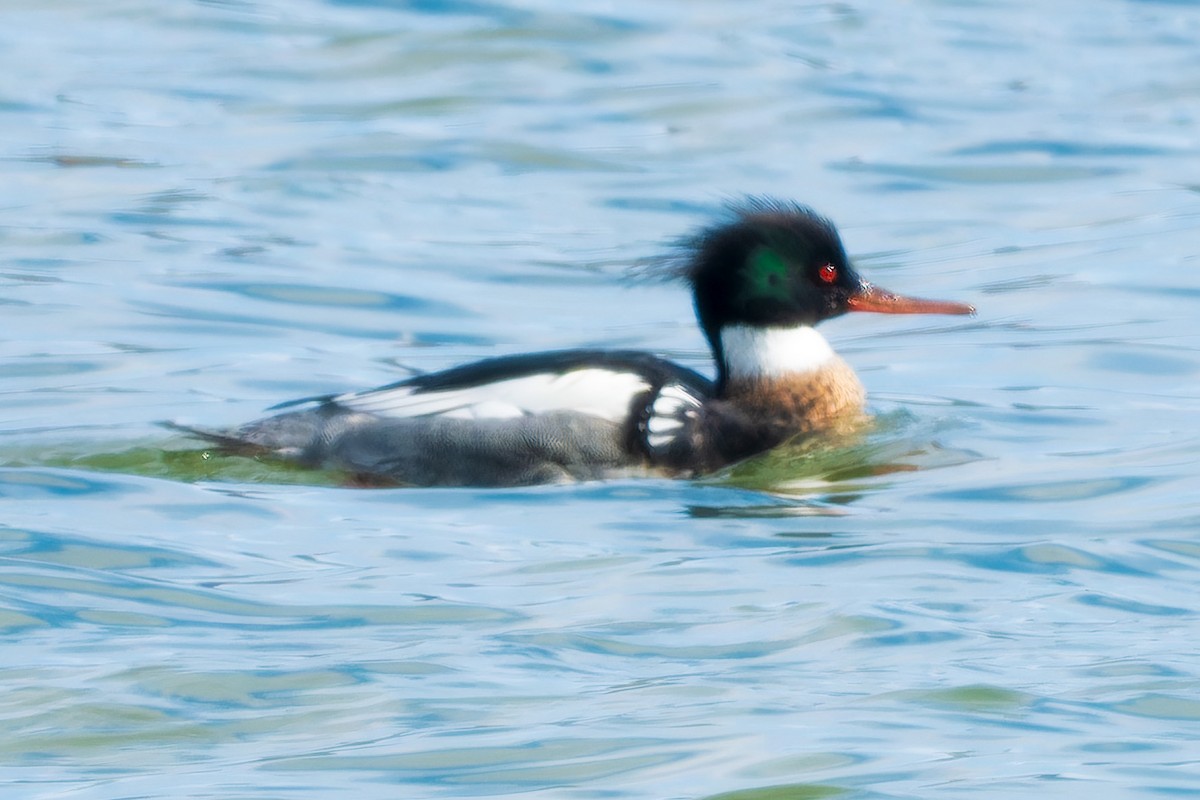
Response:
180,348,724,484
328,349,712,430
336,358,639,423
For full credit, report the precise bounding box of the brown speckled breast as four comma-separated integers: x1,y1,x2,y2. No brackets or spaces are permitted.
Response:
723,356,867,436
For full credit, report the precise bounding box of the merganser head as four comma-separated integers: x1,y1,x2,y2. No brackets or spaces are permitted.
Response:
680,198,974,387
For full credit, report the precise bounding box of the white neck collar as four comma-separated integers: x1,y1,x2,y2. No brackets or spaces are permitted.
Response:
719,324,835,381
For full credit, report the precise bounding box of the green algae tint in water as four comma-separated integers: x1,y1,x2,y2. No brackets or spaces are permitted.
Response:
1,440,352,487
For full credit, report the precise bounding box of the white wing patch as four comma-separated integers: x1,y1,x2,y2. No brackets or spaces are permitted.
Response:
645,380,704,450
334,368,652,423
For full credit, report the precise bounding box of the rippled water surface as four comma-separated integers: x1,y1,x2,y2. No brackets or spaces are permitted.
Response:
3,1,1200,798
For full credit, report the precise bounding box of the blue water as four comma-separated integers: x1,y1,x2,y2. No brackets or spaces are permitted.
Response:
3,0,1200,797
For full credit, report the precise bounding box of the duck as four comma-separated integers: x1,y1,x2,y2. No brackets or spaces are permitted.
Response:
178,198,974,486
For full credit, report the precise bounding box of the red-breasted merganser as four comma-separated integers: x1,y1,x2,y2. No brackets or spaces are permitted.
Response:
180,199,974,486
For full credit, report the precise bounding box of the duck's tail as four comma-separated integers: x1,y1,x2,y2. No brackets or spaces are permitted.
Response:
159,421,267,456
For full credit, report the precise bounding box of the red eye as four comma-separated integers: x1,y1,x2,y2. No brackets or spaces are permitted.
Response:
818,263,838,284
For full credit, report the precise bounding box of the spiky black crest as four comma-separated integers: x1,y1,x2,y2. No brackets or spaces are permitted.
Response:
629,198,869,387
636,197,841,279
691,199,858,329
